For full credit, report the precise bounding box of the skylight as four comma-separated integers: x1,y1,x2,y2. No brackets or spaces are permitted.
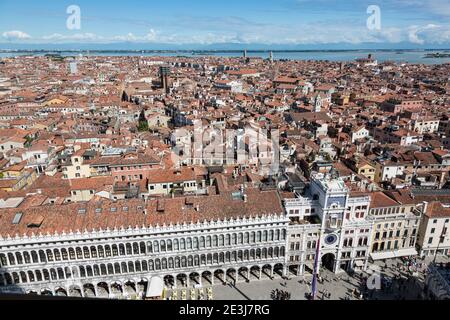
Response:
12,212,23,224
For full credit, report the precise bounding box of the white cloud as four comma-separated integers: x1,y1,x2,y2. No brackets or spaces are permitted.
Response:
145,29,157,41
112,33,138,42
42,33,101,42
407,24,450,45
1,22,450,45
2,30,31,40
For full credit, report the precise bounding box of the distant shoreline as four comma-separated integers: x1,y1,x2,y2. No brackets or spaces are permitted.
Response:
1,49,449,54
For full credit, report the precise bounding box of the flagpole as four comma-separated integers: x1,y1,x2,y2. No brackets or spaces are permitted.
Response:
311,229,322,300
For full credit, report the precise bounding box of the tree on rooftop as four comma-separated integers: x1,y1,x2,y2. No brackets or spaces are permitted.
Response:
137,110,149,132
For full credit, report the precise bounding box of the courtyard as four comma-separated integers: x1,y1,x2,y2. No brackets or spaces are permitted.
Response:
164,256,449,300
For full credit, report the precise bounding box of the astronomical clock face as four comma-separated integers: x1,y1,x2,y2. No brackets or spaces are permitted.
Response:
324,233,338,246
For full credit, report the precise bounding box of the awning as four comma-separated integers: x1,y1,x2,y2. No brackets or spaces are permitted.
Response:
370,248,418,261
146,276,164,297
354,260,365,267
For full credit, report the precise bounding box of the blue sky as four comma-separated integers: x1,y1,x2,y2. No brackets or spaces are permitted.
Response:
0,0,449,47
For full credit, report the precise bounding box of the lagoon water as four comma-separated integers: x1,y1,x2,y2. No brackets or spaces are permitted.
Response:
1,50,449,65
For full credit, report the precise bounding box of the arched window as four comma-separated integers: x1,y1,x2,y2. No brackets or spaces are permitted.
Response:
112,245,118,257
155,259,161,270
186,238,191,250
0,254,7,267
256,248,261,259
238,233,243,244
275,229,280,240
126,243,132,255
31,251,39,263
257,231,262,242
53,249,61,261
20,271,27,283
133,242,139,255
232,251,237,262
269,230,274,241
219,235,224,246
173,239,179,250
100,264,107,275
4,273,13,285
135,261,142,272
250,232,255,243
97,246,105,258
244,232,249,243
263,230,268,241
232,233,237,245
121,262,128,273
226,234,231,246
243,250,249,261
193,237,199,249
27,271,35,282
107,264,114,275
104,245,111,257
23,252,31,264
187,256,193,267
145,242,151,254
68,248,75,260
153,241,159,253
181,256,187,268
90,246,97,258
61,249,68,261
149,260,154,271
57,268,65,279
168,257,174,269
140,242,146,254
114,263,121,274
142,261,148,271
12,272,19,283
161,258,167,270
128,261,135,273
50,268,58,280
65,267,72,279
83,247,90,259
93,265,100,277
194,255,199,266
35,270,42,282
75,247,83,259
160,240,166,252
46,250,53,262
199,237,205,248
166,240,172,251
15,252,23,265
212,235,218,247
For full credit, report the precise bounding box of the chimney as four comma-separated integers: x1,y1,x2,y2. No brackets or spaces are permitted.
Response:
157,199,165,213
422,201,428,215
